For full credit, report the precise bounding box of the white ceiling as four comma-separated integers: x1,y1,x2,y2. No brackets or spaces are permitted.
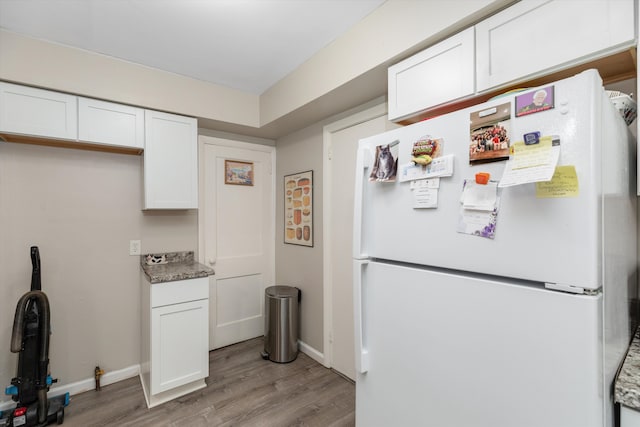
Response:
0,0,386,95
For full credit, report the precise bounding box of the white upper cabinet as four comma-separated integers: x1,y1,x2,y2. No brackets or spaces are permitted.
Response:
388,27,475,121
476,0,635,92
143,110,198,209
0,81,78,140
78,97,144,149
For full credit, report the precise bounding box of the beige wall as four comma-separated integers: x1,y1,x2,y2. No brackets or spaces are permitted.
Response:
0,141,197,390
275,125,325,351
0,29,260,129
275,98,387,353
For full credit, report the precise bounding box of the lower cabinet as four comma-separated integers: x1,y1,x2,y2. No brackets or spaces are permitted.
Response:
140,275,209,408
622,406,640,427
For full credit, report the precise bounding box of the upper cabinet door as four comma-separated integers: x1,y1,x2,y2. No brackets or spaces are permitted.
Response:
476,0,635,93
78,97,144,149
144,110,198,209
388,27,475,122
0,82,78,140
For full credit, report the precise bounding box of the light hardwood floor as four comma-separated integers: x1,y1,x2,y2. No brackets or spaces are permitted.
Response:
62,338,355,426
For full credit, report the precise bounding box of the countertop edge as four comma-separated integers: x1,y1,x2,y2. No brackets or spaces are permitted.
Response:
615,327,640,410
140,251,214,284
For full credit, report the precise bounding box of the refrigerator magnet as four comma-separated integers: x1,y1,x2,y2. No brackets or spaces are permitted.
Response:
411,136,443,166
475,172,490,185
369,141,399,182
516,85,555,117
524,131,541,145
469,102,512,165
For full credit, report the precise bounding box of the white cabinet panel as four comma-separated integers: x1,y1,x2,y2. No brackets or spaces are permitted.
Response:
388,27,474,121
476,0,635,92
78,97,144,149
622,406,640,427
151,298,209,394
0,82,77,140
144,110,198,209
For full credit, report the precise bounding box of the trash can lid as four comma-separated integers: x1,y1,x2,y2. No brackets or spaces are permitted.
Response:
266,285,299,298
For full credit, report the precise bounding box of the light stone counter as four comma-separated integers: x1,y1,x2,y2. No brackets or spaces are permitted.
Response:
616,328,640,410
140,251,214,284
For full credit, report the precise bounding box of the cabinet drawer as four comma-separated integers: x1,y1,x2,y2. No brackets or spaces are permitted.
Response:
151,277,208,308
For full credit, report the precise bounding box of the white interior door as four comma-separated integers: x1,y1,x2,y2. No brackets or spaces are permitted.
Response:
200,136,275,350
325,106,397,380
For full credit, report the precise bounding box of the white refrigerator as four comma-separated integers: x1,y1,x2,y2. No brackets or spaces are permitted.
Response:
352,69,637,427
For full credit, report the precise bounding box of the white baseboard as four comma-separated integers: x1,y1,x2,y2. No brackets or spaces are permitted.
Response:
299,340,324,365
0,364,140,412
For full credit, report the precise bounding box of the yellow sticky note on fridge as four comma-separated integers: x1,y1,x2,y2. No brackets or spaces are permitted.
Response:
511,136,553,170
536,165,579,198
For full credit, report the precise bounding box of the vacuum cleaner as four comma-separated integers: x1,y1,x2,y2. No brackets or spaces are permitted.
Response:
0,247,68,427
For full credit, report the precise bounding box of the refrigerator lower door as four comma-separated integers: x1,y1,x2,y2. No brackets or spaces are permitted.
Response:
355,261,605,427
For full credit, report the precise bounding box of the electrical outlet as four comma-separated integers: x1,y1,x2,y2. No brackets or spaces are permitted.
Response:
129,240,141,256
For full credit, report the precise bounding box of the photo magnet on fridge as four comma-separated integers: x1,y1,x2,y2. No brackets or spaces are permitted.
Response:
516,85,555,117
469,102,512,165
369,140,399,182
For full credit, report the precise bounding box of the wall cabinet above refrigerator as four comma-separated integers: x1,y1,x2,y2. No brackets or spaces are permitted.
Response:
388,0,636,123
388,27,475,122
475,0,635,93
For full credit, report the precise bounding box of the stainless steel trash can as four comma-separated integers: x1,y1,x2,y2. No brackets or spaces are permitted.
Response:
262,285,300,363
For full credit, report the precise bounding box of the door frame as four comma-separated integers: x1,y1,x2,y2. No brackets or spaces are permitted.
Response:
322,100,387,368
197,135,276,347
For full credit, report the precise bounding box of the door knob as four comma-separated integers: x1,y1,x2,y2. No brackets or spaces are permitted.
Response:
208,259,216,266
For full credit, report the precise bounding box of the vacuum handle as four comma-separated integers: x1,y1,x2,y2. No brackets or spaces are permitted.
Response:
31,246,41,291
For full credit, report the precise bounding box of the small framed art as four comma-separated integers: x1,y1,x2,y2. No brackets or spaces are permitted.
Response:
225,160,254,186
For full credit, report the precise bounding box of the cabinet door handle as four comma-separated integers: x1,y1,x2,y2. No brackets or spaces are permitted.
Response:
208,258,216,266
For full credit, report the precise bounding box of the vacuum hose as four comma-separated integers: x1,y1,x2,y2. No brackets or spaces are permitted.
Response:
10,290,51,425
10,291,50,354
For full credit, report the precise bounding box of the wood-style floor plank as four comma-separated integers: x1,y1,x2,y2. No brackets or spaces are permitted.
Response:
61,338,355,426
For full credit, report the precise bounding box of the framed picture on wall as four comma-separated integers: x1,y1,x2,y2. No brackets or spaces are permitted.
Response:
284,170,313,246
225,160,254,186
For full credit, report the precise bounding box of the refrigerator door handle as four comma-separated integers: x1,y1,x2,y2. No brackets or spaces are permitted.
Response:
353,146,369,260
354,259,370,374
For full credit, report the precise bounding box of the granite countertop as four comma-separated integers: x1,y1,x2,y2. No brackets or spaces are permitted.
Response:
615,327,640,409
140,251,214,284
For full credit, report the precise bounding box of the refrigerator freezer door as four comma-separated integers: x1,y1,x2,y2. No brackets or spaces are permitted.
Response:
355,261,604,427
354,70,635,291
